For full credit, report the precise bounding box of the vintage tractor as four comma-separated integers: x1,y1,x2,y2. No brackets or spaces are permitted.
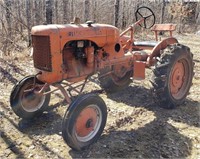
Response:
10,7,194,150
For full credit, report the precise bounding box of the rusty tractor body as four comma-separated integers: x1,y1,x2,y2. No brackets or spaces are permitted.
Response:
10,7,194,150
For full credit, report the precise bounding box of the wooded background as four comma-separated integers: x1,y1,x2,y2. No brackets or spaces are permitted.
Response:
0,0,200,55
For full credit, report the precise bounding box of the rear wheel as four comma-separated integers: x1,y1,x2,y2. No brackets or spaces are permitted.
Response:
10,76,51,119
98,67,132,93
62,94,107,150
151,44,194,108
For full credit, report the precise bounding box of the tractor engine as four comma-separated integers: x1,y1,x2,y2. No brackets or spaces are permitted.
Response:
62,40,95,79
72,41,88,59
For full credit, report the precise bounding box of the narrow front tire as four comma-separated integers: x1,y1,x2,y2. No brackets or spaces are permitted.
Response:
10,76,51,119
62,94,107,150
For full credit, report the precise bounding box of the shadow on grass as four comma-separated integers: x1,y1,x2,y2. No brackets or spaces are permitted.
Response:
0,66,18,84
0,58,26,76
1,131,25,158
1,100,67,158
17,100,68,135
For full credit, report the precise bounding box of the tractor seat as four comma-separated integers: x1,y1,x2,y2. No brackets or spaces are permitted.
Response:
133,41,158,47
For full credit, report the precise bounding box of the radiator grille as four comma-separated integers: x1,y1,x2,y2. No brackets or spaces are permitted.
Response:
32,35,52,72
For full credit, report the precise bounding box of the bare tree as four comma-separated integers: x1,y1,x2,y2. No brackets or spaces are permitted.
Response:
92,0,97,22
84,0,90,22
160,0,166,23
122,0,126,29
26,0,31,46
34,1,40,25
46,0,53,24
54,0,59,23
114,0,120,27
5,0,11,37
17,0,23,32
63,0,69,23
70,0,74,21
195,2,200,24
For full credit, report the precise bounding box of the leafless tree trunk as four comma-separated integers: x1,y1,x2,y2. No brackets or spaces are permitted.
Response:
17,1,23,32
63,0,69,23
93,0,97,22
55,0,58,24
160,0,166,23
122,0,126,29
26,0,31,46
84,0,90,22
46,0,53,24
195,2,200,24
70,0,74,21
114,0,120,27
34,1,40,25
5,0,11,37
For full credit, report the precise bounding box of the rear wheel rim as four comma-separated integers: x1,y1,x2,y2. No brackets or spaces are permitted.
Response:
75,104,102,142
21,85,46,112
170,59,189,100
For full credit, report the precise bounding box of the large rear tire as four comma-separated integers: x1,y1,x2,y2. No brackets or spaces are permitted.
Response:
62,94,107,151
98,67,132,93
10,76,51,119
151,44,194,109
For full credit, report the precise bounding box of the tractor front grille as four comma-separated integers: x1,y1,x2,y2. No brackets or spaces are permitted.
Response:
32,35,52,72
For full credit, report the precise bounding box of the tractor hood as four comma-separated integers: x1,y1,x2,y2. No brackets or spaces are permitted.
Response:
31,23,120,47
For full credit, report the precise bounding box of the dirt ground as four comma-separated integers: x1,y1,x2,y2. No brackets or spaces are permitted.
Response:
0,34,200,159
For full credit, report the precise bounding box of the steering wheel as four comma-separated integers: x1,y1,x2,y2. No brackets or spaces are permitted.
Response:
135,6,155,29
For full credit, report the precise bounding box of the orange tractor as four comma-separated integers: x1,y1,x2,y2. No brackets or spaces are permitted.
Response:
10,7,194,150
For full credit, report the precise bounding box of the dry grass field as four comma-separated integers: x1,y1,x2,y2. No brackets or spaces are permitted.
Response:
0,33,200,158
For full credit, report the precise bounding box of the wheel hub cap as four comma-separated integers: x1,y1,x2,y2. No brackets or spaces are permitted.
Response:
171,62,184,94
21,86,45,112
75,107,98,137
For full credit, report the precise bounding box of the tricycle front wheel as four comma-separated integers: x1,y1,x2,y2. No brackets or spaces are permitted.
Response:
10,76,51,119
62,94,107,151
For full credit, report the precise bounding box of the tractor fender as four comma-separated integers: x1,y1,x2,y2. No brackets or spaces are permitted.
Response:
147,37,178,66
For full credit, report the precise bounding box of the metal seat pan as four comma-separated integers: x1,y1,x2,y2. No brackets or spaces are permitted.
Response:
134,41,158,47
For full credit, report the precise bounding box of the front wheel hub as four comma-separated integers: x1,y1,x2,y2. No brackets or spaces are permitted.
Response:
86,119,93,128
75,105,102,142
21,86,46,112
